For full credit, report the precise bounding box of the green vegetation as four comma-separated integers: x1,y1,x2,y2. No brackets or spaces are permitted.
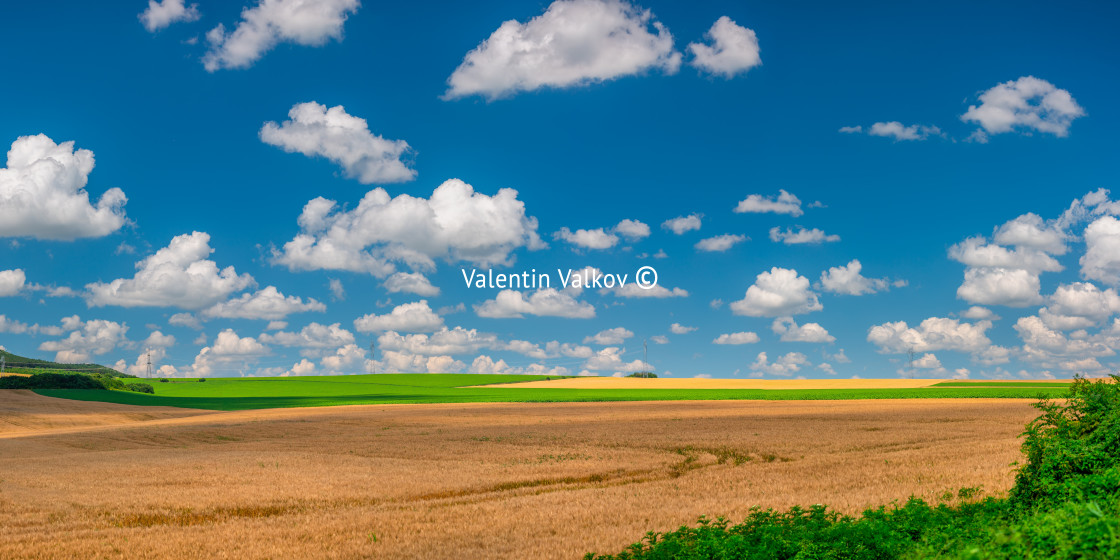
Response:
0,349,158,392
628,372,658,378
33,374,1068,411
586,376,1120,560
0,349,125,377
0,372,108,390
0,369,148,391
124,382,155,394
933,381,1071,388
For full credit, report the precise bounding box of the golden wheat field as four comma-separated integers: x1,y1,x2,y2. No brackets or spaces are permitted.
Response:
0,390,1039,560
477,377,950,389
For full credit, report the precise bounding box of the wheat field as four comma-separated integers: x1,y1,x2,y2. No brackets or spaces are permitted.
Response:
477,377,951,389
0,390,1038,559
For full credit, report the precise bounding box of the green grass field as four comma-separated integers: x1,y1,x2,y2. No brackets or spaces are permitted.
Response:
931,381,1071,387
32,374,1070,411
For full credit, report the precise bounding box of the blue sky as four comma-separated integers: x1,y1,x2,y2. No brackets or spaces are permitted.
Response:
1,0,1119,379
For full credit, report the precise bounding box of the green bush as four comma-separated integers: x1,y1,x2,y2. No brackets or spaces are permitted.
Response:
589,376,1120,560
1011,376,1120,507
124,382,155,394
0,372,107,390
93,373,125,390
159,378,170,383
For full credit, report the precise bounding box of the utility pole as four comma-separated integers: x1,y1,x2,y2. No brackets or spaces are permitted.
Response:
1,355,5,376
146,350,152,378
643,339,648,370
369,340,376,363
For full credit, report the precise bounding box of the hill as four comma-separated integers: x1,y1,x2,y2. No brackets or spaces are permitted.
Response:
0,348,123,377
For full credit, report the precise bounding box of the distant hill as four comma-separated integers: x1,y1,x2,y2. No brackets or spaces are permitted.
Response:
0,349,121,376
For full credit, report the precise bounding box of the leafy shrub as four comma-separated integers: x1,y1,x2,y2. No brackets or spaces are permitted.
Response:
125,383,155,394
199,378,206,382
0,372,107,390
1010,376,1120,507
159,378,170,383
93,373,125,390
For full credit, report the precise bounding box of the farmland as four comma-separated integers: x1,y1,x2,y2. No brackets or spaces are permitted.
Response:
0,389,1040,560
31,373,1069,410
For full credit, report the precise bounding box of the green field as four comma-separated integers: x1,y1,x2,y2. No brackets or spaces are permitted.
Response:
931,381,1071,387
32,374,1069,411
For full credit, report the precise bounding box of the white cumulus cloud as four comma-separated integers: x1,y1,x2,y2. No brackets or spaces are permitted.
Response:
554,227,619,250
144,331,177,348
819,260,890,296
140,0,200,32
189,328,269,376
749,351,808,377
1081,216,1120,285
0,315,31,334
994,213,1068,255
260,102,416,184
949,236,1062,307
614,219,650,240
555,219,651,249
259,322,354,352
1042,282,1120,326
662,213,702,234
949,237,1062,273
607,283,688,298
1015,315,1114,372
866,121,942,141
202,286,325,320
354,300,445,333
712,331,759,345
734,189,802,216
274,179,544,275
584,327,634,345
474,288,595,319
731,267,822,317
169,312,202,330
382,272,439,297
961,76,1085,140
771,317,835,343
687,16,760,78
365,351,465,374
377,327,497,356
584,346,650,373
0,134,127,240
769,227,839,245
867,317,993,354
695,234,745,252
961,306,998,320
203,0,360,71
444,0,681,100
957,267,1043,307
320,343,365,371
86,232,254,310
0,269,26,297
38,318,129,363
